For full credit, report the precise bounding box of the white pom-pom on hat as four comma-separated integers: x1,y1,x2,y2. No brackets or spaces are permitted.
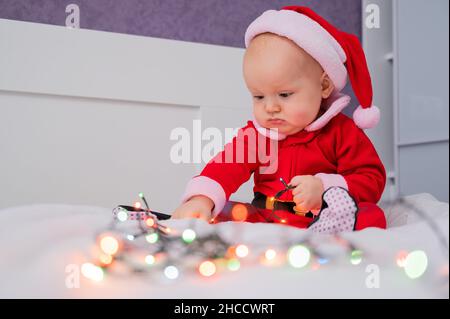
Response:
353,105,380,129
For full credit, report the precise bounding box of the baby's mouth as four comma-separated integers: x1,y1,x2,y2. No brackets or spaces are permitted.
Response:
267,118,286,126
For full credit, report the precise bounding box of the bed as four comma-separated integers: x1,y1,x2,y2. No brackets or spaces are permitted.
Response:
0,193,448,299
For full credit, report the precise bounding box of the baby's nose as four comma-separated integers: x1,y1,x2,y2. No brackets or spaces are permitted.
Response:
264,100,281,113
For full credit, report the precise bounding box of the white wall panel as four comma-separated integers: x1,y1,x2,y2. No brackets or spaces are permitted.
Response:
0,19,252,211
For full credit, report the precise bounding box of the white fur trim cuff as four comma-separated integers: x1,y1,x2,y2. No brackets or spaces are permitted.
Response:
315,173,348,192
180,176,227,218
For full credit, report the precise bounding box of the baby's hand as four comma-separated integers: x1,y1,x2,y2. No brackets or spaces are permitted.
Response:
289,175,324,212
172,195,214,221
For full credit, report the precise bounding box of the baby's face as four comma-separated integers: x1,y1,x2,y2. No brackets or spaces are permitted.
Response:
243,33,328,135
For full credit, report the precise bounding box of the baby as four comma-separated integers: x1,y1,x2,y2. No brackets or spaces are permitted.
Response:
172,6,387,233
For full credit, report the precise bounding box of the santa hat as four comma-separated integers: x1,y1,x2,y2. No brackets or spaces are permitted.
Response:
244,6,380,129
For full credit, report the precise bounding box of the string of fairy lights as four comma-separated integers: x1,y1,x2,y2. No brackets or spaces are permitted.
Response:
80,190,446,284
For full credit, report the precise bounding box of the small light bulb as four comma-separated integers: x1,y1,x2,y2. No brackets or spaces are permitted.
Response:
350,250,363,265
287,245,310,268
134,201,142,209
199,260,216,277
226,246,237,258
164,265,179,280
182,229,196,243
227,258,240,271
231,204,248,222
145,218,155,227
117,210,128,222
99,254,113,266
404,250,428,279
145,233,159,244
265,249,277,261
99,235,120,256
145,254,155,265
81,263,104,282
236,244,249,258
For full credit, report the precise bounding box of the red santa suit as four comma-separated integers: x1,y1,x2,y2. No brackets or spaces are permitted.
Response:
181,96,387,230
180,6,387,230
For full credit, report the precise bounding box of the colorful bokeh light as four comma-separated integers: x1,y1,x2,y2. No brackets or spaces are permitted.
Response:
265,249,277,261
145,233,159,244
404,250,428,279
81,263,104,282
396,250,409,268
99,235,120,256
231,204,248,222
145,254,155,265
182,229,196,243
116,210,128,222
198,260,216,277
350,250,363,265
164,265,179,279
145,218,155,228
227,258,240,271
236,244,249,258
287,245,310,268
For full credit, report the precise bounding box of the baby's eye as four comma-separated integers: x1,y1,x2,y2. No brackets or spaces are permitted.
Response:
279,93,293,98
253,96,264,100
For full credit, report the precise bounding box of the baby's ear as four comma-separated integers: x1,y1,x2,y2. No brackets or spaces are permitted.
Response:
320,72,335,99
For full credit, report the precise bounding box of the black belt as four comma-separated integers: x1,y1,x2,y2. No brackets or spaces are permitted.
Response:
251,192,314,218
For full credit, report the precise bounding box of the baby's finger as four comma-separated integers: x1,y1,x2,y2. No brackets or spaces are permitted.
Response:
294,201,310,213
292,183,305,196
289,175,305,187
292,184,303,196
198,211,211,221
300,195,314,208
172,207,194,219
293,193,305,205
294,186,307,198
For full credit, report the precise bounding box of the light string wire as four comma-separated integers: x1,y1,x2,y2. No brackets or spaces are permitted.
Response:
85,186,448,281
87,193,360,280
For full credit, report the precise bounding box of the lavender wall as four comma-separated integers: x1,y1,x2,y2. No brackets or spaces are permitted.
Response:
0,0,362,47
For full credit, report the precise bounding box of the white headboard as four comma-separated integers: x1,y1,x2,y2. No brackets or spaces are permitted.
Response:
0,19,253,212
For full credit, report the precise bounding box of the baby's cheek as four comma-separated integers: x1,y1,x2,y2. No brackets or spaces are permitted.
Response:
287,109,310,125
299,105,321,124
252,105,262,118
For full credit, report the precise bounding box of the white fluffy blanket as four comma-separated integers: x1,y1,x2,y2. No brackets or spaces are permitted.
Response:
0,193,448,298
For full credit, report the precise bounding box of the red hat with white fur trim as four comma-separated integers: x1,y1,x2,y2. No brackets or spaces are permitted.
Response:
244,6,380,129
